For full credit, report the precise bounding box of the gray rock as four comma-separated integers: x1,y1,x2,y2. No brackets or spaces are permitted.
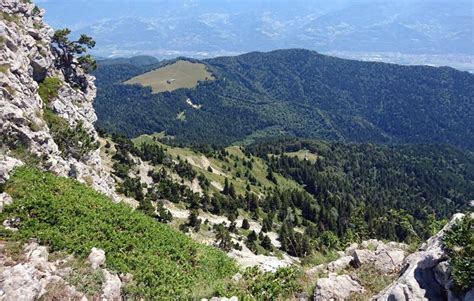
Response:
314,274,364,300
101,270,122,300
374,213,466,301
0,264,42,301
0,192,13,212
352,245,405,274
326,255,353,272
88,247,106,270
0,156,24,184
231,272,242,282
433,261,451,288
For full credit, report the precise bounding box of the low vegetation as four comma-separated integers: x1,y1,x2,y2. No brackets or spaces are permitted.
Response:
0,167,237,298
38,77,62,104
443,215,474,290
216,266,302,299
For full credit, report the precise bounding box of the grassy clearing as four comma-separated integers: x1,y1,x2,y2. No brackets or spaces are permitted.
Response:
176,111,186,121
285,149,319,163
124,60,215,93
0,167,237,299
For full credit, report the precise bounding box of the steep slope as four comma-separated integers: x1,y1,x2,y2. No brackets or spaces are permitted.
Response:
1,167,236,298
93,49,474,149
0,0,116,198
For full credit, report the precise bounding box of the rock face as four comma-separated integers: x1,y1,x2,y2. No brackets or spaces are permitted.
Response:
375,213,470,301
314,274,364,300
0,0,117,200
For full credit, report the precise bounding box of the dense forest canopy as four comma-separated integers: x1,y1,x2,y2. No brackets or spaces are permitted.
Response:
107,132,474,258
93,49,474,149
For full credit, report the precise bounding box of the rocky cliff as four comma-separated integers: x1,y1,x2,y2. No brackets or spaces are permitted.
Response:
0,0,116,199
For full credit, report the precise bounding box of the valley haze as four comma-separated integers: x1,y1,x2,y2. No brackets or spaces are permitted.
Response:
39,0,474,72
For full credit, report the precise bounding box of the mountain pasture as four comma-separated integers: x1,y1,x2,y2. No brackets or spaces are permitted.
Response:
124,60,214,93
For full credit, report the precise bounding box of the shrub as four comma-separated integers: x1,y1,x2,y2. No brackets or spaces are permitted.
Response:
443,215,474,290
216,266,302,299
38,77,62,104
1,167,237,298
43,108,98,159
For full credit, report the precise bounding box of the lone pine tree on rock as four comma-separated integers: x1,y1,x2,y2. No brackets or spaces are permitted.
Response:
51,28,96,89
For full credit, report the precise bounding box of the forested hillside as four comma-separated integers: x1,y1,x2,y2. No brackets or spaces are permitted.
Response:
104,133,474,259
93,49,474,149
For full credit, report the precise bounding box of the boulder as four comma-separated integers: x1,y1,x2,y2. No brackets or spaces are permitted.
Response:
0,264,42,300
88,247,106,270
0,156,24,184
0,192,13,212
326,255,353,273
101,270,122,300
24,242,52,273
352,246,405,274
314,274,364,300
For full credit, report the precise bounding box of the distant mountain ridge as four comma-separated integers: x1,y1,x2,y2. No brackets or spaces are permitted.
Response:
41,0,473,70
93,49,474,149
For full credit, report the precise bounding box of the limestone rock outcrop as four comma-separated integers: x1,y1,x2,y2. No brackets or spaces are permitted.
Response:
0,0,117,200
375,213,471,301
0,242,123,300
305,239,407,279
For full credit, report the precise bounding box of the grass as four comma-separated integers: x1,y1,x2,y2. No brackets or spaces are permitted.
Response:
0,63,9,73
301,250,340,267
124,60,215,93
65,259,105,297
347,265,398,300
0,167,237,299
1,12,21,25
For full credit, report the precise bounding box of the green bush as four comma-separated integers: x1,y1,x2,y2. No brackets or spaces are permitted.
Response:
216,266,302,299
0,167,237,298
443,215,474,290
38,77,62,104
43,108,98,159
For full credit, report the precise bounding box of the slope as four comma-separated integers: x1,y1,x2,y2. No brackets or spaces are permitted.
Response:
0,167,236,298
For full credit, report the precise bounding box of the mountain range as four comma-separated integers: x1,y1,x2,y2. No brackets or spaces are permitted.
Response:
93,49,474,149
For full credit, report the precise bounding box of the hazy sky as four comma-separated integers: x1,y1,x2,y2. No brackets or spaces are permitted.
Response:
36,0,473,67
